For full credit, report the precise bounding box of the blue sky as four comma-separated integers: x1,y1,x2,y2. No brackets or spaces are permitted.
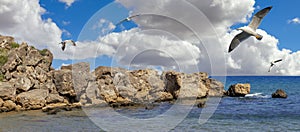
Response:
39,0,300,52
1,0,300,75
253,0,300,51
39,0,300,74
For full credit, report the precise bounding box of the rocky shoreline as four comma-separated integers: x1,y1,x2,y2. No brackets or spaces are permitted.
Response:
0,35,226,114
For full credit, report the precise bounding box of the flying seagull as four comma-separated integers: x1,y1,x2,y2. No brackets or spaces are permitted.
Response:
59,40,76,51
228,6,272,53
116,14,141,26
268,59,282,72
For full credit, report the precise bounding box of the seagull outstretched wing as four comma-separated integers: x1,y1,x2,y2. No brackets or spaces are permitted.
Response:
248,6,272,30
228,31,251,53
273,59,283,63
61,43,66,51
116,14,141,26
268,59,283,72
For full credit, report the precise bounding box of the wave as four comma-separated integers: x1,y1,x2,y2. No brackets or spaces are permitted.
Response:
245,93,271,99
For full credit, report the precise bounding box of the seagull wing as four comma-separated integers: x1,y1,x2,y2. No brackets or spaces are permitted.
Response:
268,65,272,72
61,43,66,51
248,6,272,30
268,62,276,72
274,59,282,63
128,14,140,20
116,19,127,26
116,14,140,26
228,31,251,53
71,40,76,46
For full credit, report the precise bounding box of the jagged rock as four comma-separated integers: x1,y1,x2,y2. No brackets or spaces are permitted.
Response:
2,50,22,72
14,75,32,92
0,35,14,49
42,102,81,114
164,71,182,99
204,78,224,97
37,49,53,72
226,83,250,97
0,98,3,107
46,93,65,104
2,100,17,112
16,89,49,110
163,71,212,99
272,89,287,98
72,62,92,98
0,82,16,100
24,49,42,66
53,70,76,96
85,81,106,105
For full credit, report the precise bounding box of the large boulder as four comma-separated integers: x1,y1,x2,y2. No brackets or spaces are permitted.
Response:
226,83,250,97
272,89,288,98
0,82,16,100
203,78,224,97
16,89,49,110
52,70,76,96
163,71,216,99
1,100,17,112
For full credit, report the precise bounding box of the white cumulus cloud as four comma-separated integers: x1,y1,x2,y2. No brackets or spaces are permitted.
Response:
0,0,62,50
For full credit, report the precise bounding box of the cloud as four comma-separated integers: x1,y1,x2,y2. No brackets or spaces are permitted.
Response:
288,17,300,24
1,0,300,75
58,0,76,7
0,0,62,50
92,18,116,34
109,0,300,75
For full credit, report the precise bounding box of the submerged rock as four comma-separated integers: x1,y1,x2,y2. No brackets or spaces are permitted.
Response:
272,89,287,98
226,83,250,97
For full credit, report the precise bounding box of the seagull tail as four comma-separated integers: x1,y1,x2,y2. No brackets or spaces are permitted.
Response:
255,34,263,40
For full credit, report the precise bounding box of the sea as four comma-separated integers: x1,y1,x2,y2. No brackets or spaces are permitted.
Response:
0,76,299,131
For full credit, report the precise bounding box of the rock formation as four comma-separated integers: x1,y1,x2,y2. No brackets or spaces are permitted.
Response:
0,35,225,113
225,83,250,97
272,89,287,98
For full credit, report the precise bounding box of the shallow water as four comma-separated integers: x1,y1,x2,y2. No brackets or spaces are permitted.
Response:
0,76,299,131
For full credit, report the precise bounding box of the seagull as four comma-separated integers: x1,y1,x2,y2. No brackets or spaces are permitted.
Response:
268,59,282,72
228,6,272,53
59,40,76,51
116,14,141,26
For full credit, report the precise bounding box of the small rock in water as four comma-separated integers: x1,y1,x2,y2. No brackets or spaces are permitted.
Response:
272,89,287,98
225,83,250,97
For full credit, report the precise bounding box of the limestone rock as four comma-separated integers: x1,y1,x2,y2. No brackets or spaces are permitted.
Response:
2,50,22,72
85,81,105,105
0,82,16,100
2,100,17,112
163,71,211,99
0,98,3,107
46,93,65,104
204,78,224,97
16,89,49,110
272,89,288,98
72,62,92,98
53,70,76,96
226,83,250,97
24,49,42,66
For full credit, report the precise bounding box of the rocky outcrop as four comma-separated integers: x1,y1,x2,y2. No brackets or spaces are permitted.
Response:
272,89,287,98
0,35,225,113
226,83,250,97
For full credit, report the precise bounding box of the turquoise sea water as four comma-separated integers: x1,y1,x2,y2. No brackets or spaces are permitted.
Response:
0,76,299,131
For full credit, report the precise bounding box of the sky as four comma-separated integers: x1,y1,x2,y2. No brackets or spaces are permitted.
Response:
1,0,300,75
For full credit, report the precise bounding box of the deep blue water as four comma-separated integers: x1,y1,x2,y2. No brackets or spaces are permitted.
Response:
0,76,299,131
174,76,300,131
